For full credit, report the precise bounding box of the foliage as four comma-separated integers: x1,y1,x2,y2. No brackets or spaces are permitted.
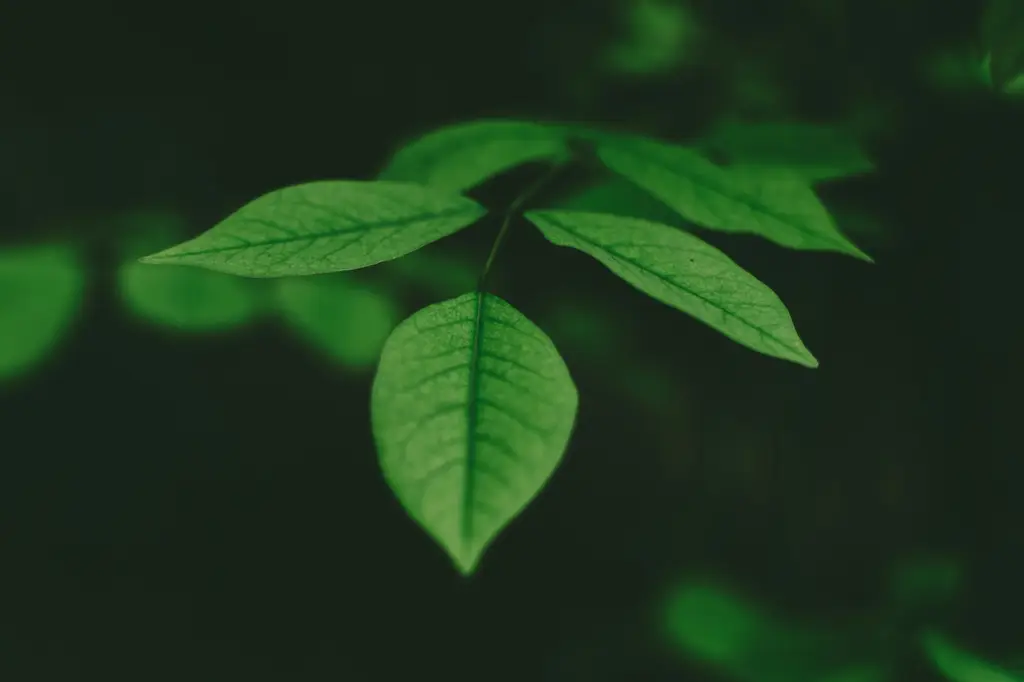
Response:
139,118,873,574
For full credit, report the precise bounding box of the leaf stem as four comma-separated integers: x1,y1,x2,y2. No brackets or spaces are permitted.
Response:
476,161,568,293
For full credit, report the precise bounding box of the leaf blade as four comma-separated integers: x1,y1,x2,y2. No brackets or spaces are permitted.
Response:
371,292,578,574
525,210,818,368
140,181,486,277
595,134,872,262
378,120,571,192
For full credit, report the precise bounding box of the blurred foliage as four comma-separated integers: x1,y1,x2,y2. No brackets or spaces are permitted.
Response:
922,631,1023,682
696,121,874,182
603,0,705,76
662,581,890,682
273,275,400,371
115,210,267,332
0,241,85,384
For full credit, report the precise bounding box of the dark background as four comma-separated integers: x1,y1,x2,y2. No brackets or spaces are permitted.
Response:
2,0,1022,679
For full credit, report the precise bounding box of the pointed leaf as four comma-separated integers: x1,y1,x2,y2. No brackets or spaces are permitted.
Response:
0,242,85,382
697,121,874,182
140,181,486,277
595,134,872,261
371,292,578,574
922,631,1022,682
274,275,399,370
525,210,818,368
377,120,570,192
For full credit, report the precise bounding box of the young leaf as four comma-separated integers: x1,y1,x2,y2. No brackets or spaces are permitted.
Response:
371,292,578,575
525,210,818,368
140,181,486,277
0,242,85,382
922,631,1021,682
117,262,263,332
594,134,872,261
377,120,570,192
697,121,874,182
274,275,399,370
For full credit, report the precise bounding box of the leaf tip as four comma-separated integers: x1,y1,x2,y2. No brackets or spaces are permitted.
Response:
450,546,483,577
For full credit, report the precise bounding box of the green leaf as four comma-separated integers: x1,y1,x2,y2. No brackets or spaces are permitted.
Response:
117,262,263,332
0,242,85,382
525,210,818,368
594,134,872,262
377,120,570,192
140,181,486,277
371,292,578,575
663,582,875,682
922,631,1022,682
697,121,874,182
274,275,400,370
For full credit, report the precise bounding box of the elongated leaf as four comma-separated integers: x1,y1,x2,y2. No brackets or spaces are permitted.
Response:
117,262,263,332
525,210,818,368
0,242,85,382
595,134,872,261
377,120,570,192
371,292,578,574
275,275,399,370
922,631,1022,682
140,181,486,277
697,121,873,182
665,582,888,682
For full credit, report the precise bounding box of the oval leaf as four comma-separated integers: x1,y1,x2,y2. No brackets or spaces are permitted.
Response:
275,275,400,370
922,631,1022,682
377,120,570,192
595,134,872,262
140,181,486,277
525,210,818,368
371,292,578,574
0,242,85,382
697,121,874,182
117,261,263,332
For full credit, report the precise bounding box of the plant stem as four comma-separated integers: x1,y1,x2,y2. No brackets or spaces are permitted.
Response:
476,161,568,293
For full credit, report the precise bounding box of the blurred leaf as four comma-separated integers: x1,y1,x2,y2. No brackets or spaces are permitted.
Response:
697,121,874,182
274,275,400,370
887,555,963,608
117,261,263,332
604,0,701,75
525,210,819,368
378,120,570,192
980,0,1024,91
0,242,85,382
140,181,486,277
556,176,685,226
922,631,1022,682
594,134,872,261
664,583,888,682
371,292,579,575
